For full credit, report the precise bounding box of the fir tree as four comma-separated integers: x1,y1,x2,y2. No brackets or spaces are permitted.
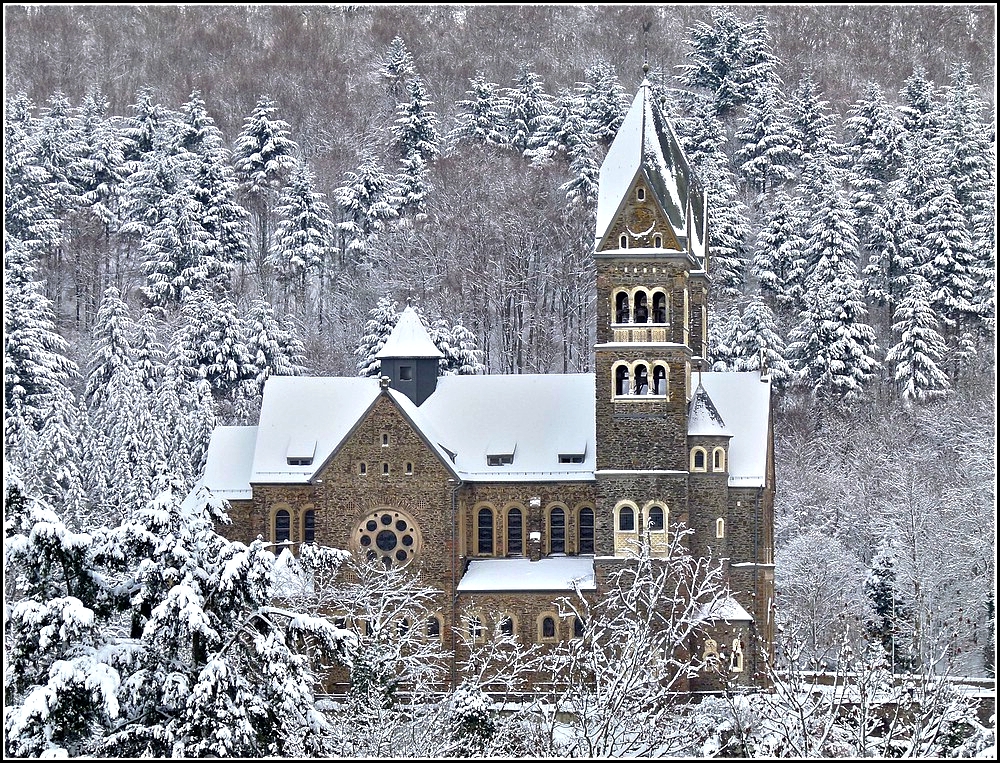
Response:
577,59,630,148
172,292,253,398
864,541,914,672
448,73,509,150
502,65,552,156
392,75,441,165
429,319,486,376
334,154,400,261
269,162,334,305
395,152,432,224
787,75,841,171
735,76,796,194
242,295,308,395
5,93,59,257
73,86,126,235
355,297,400,377
861,178,922,313
885,275,951,404
379,35,416,100
730,297,794,390
751,187,808,312
84,286,135,410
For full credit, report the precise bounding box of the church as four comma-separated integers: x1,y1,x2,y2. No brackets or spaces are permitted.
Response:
197,74,776,694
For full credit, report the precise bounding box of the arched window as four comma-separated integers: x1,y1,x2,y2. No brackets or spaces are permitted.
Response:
636,187,645,200
731,638,744,673
633,291,649,323
618,506,635,532
499,615,515,637
477,507,494,554
382,462,389,475
619,234,628,249
427,615,441,639
507,508,523,555
716,518,726,538
303,509,316,544
275,510,291,544
578,507,595,554
648,504,665,531
615,365,630,396
713,447,726,472
542,616,556,639
549,507,566,553
574,617,585,638
615,291,630,323
652,291,667,323
653,364,667,396
635,363,650,395
654,234,663,248
359,462,367,475
467,614,484,642
405,462,413,475
692,448,707,472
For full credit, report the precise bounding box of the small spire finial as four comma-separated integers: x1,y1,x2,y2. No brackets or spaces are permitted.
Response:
643,61,650,75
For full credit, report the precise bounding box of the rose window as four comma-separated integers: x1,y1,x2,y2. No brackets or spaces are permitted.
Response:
355,509,421,568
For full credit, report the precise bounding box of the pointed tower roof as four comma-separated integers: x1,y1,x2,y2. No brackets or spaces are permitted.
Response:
376,306,443,359
688,381,732,437
595,77,708,263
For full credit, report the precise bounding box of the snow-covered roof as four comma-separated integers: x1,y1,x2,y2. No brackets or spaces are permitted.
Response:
699,595,754,623
687,382,732,437
250,377,381,483
595,78,705,261
376,305,443,359
201,426,258,499
699,372,771,487
457,556,597,592
418,374,596,481
197,371,770,494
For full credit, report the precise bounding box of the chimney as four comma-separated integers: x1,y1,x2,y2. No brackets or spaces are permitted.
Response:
528,531,542,562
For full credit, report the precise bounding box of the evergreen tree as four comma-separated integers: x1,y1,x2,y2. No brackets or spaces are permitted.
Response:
334,154,400,261
27,396,87,527
447,73,509,150
885,275,951,404
132,309,167,393
4,93,60,257
676,7,780,119
730,297,794,390
3,241,79,441
801,159,859,291
502,65,552,156
242,295,308,395
864,541,914,673
84,286,135,409
735,76,796,194
861,178,922,312
355,297,400,377
172,292,253,398
378,35,416,100
751,187,808,312
429,319,486,376
525,87,584,166
73,86,126,236
787,75,841,171
391,75,441,165
577,59,630,148
270,162,334,305
395,152,431,224
844,82,906,229
232,97,299,274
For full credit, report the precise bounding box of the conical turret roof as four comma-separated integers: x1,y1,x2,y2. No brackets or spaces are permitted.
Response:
376,306,443,359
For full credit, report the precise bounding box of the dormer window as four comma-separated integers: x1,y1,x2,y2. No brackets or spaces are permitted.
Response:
559,454,584,464
487,454,514,466
286,456,313,466
286,437,316,466
487,441,515,467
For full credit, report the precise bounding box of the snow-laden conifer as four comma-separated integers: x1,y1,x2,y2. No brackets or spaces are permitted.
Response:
448,73,508,151
270,161,334,304
885,276,951,403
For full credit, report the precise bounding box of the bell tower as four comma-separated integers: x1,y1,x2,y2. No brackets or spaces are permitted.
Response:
593,73,711,556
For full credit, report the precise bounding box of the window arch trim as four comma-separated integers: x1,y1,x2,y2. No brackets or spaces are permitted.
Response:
691,447,708,472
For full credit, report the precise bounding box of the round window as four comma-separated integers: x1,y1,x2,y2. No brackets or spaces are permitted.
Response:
354,508,421,568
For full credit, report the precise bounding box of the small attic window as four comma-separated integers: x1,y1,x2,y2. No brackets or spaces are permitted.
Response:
286,437,316,466
619,234,628,249
399,365,413,381
487,454,514,467
654,234,662,248
486,441,515,467
636,187,645,200
558,454,584,464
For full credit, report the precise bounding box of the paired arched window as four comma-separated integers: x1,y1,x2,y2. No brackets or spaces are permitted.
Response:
578,507,595,554
275,509,291,545
477,507,494,554
302,509,316,545
615,291,630,323
647,504,665,532
652,291,667,323
713,447,726,472
506,507,524,555
541,615,557,640
691,447,707,472
618,505,635,531
615,364,630,396
612,288,668,325
549,507,566,554
633,291,649,323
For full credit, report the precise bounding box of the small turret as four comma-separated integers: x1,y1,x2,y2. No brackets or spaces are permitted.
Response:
377,306,443,406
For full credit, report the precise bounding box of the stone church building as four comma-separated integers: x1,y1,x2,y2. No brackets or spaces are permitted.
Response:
197,76,776,694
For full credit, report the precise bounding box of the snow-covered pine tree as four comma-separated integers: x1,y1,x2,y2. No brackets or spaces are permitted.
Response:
430,319,486,376
232,96,299,273
84,286,135,410
447,73,507,151
378,35,416,100
864,541,914,673
885,275,951,404
750,187,808,313
242,294,307,395
355,297,400,377
132,309,167,393
502,65,553,156
391,75,441,165
735,75,796,195
334,154,400,261
25,395,87,528
787,75,842,172
577,59,630,148
269,161,334,307
730,297,794,390
395,152,432,225
800,157,859,291
171,291,253,399
72,85,126,239
525,87,583,166
861,178,922,314
4,477,121,758
3,239,79,447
